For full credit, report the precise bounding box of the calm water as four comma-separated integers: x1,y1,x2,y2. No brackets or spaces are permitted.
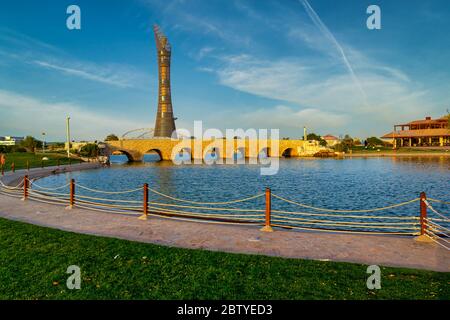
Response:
34,156,449,220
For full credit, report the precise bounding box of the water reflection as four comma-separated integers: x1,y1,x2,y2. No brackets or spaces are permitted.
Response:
36,156,450,220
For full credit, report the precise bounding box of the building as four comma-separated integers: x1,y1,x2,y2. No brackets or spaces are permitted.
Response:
381,116,450,148
0,136,24,146
322,134,340,147
153,25,177,138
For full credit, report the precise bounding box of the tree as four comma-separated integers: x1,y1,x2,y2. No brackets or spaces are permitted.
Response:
333,142,349,153
19,136,42,152
80,143,99,157
342,134,354,149
307,133,327,147
105,134,119,141
366,136,384,147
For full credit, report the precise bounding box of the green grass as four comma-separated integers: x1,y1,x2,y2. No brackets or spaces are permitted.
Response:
1,152,82,172
0,217,448,300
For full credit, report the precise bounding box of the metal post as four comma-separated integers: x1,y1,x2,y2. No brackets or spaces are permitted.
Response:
139,183,149,220
22,175,28,200
67,178,75,209
415,192,432,242
66,116,71,159
420,192,427,236
260,187,273,232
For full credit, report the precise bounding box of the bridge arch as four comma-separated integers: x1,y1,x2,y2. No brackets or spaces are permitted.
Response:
258,147,271,158
233,147,246,162
144,148,163,162
204,146,221,163
113,150,135,162
281,147,297,158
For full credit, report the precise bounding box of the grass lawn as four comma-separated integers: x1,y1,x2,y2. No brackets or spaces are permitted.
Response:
0,217,448,300
1,152,82,172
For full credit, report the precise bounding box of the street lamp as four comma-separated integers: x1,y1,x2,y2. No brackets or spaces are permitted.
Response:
66,116,71,158
42,132,46,154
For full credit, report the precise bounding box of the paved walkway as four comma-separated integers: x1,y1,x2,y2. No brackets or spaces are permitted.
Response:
0,165,449,272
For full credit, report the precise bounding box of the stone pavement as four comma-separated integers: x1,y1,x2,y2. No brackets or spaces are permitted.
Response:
0,164,449,272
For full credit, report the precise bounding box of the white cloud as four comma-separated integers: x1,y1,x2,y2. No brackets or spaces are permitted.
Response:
0,90,149,141
33,60,138,88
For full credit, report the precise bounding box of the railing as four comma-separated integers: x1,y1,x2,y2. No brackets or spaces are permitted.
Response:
0,177,448,249
1,158,83,175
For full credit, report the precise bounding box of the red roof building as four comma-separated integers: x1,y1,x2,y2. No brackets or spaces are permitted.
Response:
381,116,449,147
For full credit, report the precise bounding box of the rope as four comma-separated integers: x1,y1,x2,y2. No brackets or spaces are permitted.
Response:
426,219,450,233
148,205,264,220
424,230,450,251
428,198,450,205
271,218,418,230
272,194,420,213
150,213,263,227
74,203,141,215
76,198,142,210
0,180,24,190
148,201,265,213
271,214,418,226
77,183,143,194
147,187,264,205
75,193,142,203
271,209,418,220
270,223,419,236
423,200,449,221
30,181,70,191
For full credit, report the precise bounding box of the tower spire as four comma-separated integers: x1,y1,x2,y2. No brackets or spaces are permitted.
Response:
153,25,176,138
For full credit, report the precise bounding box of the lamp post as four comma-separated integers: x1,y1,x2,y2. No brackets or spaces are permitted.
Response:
66,116,71,158
41,132,46,154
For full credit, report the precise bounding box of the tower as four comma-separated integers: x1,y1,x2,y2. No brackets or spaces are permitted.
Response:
153,25,177,138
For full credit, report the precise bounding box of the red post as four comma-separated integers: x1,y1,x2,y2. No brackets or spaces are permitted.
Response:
23,175,28,200
139,183,149,220
260,187,273,232
69,179,75,208
420,192,427,236
11,162,15,173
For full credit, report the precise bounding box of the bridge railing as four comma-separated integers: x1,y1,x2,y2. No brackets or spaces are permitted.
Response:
0,177,449,249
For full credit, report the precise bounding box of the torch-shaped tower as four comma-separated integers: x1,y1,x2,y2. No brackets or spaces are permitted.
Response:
153,25,176,138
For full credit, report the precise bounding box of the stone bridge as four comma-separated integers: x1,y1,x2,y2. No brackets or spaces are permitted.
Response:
106,139,325,161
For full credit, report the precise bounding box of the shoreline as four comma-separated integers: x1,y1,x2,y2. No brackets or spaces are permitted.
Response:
0,162,102,187
342,152,450,158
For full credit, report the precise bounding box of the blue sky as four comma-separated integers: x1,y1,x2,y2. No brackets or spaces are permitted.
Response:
0,0,449,141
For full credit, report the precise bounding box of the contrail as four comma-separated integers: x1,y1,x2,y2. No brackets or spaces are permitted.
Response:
299,0,370,108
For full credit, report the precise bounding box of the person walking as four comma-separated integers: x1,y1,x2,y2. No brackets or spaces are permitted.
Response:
0,153,5,167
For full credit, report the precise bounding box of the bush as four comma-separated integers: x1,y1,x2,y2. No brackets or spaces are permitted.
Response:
12,147,27,153
0,145,12,153
19,136,42,152
80,143,99,157
333,142,349,153
105,134,119,141
307,133,327,147
366,136,384,147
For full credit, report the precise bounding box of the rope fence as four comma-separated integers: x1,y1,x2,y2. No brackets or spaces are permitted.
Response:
0,176,448,248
